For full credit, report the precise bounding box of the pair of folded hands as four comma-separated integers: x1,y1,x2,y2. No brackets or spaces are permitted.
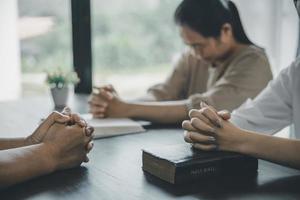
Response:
27,107,95,171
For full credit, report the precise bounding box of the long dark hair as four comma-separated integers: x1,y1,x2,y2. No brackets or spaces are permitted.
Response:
174,0,253,45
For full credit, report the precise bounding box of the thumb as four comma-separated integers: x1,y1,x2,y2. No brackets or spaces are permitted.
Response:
54,112,71,123
41,112,70,129
200,101,218,112
32,112,70,140
61,107,72,116
105,84,115,91
100,89,114,100
217,110,231,120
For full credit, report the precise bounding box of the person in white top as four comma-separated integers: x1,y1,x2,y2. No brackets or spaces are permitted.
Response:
182,0,300,169
230,57,300,137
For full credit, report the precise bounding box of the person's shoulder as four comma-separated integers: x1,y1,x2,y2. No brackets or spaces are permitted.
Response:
283,57,300,77
238,45,268,60
230,45,271,71
245,45,265,53
273,58,300,90
292,57,300,70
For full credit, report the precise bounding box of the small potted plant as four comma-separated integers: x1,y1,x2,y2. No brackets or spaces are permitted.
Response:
46,69,80,108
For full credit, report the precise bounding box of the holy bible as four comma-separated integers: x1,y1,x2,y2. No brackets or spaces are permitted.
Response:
142,144,258,184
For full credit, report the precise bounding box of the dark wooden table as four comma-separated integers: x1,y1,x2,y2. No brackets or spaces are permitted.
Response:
1,95,300,200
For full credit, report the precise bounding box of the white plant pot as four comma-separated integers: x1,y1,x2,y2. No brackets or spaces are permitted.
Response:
50,86,69,108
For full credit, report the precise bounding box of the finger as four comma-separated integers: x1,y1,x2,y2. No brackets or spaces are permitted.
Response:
52,112,71,124
183,130,193,143
70,113,87,127
88,93,101,101
88,97,108,107
61,107,72,116
189,109,214,127
93,85,111,91
200,101,217,112
85,126,95,137
46,111,70,125
192,143,218,151
81,127,93,143
89,110,105,119
93,86,102,90
217,110,231,120
89,92,98,99
33,112,70,140
99,89,114,100
103,84,115,92
188,131,216,144
86,141,94,153
89,106,107,114
93,88,111,100
200,101,223,124
90,132,95,140
92,91,107,97
84,156,89,163
182,120,197,132
200,107,223,128
84,136,93,149
89,101,108,108
190,117,216,134
94,84,115,91
92,86,107,95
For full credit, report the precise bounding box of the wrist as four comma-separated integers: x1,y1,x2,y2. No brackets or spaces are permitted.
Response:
229,129,250,154
40,142,60,172
17,137,31,147
217,124,249,153
24,136,36,146
123,102,138,118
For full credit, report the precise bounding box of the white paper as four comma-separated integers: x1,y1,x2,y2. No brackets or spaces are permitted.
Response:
81,114,146,139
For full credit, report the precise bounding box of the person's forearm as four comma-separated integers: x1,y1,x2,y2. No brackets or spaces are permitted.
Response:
0,138,30,150
135,93,158,102
0,143,55,188
233,130,300,169
126,100,189,124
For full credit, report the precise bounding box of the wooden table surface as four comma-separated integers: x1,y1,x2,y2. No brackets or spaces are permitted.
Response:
1,95,300,200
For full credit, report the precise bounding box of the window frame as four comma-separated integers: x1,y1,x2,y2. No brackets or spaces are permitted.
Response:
71,0,92,94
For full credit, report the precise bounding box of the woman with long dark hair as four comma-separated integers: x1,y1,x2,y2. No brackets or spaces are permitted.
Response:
88,0,272,124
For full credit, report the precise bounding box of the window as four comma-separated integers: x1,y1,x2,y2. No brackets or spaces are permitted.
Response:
5,0,298,100
91,0,183,99
18,0,72,97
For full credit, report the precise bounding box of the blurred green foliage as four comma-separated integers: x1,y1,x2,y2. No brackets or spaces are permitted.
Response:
19,0,183,73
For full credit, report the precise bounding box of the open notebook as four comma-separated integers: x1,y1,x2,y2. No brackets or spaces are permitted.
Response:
82,114,146,139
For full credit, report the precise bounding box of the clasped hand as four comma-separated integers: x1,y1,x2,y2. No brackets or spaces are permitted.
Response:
88,85,128,118
182,102,241,152
27,107,95,171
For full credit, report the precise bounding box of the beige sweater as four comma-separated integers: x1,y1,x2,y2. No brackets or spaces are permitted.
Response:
146,45,273,111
